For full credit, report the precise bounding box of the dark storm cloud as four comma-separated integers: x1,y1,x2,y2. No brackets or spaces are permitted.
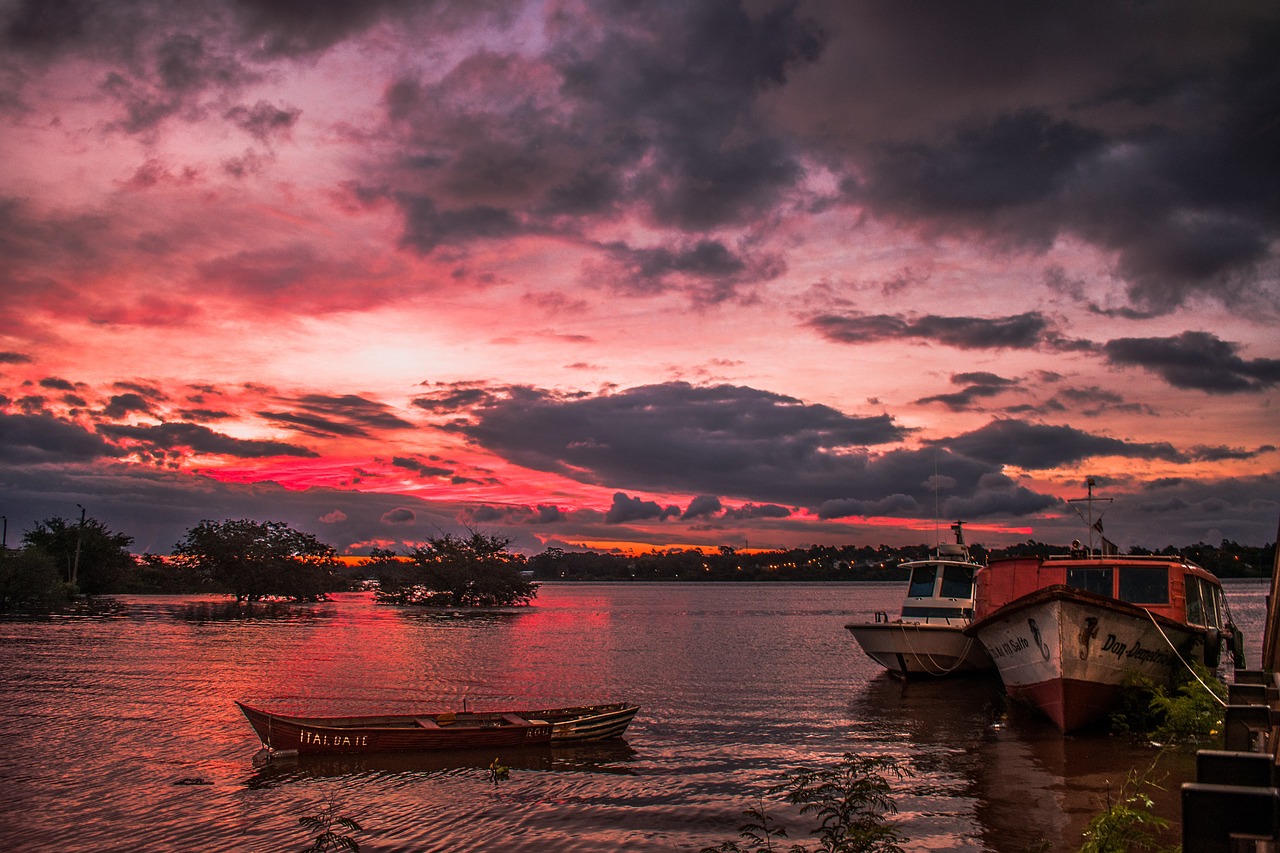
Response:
374,0,826,269
938,420,1184,470
259,394,414,437
0,351,33,363
820,3,1280,312
1122,473,1280,548
98,421,317,458
414,384,504,412
855,110,1103,240
721,503,791,520
0,412,121,463
114,380,167,399
808,312,1049,350
101,33,260,135
462,503,566,525
605,493,679,524
396,195,523,254
458,382,907,499
597,239,786,303
916,372,1019,411
1189,444,1276,463
1103,331,1280,394
452,381,1063,519
0,198,112,288
381,507,416,525
391,456,453,478
224,100,300,142
681,495,723,520
102,393,154,419
550,0,825,231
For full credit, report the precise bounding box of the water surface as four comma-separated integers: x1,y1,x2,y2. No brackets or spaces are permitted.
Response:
0,580,1265,851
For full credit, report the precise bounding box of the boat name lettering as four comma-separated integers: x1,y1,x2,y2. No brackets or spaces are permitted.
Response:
1101,634,1173,665
299,729,370,748
524,726,550,739
984,634,1030,660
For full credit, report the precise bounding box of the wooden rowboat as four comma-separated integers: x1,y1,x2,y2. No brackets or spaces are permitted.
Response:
236,701,638,755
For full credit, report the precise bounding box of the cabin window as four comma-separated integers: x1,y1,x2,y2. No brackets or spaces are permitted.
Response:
1201,580,1222,629
1067,567,1113,596
1185,577,1204,625
940,565,976,599
1118,567,1168,604
907,565,938,598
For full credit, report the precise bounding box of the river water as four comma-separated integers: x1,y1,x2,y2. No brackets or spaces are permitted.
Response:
0,580,1267,852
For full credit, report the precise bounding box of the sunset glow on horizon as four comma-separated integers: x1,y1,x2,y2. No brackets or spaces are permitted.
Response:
2,1,1277,556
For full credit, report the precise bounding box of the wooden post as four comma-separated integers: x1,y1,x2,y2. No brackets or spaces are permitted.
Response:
1263,514,1280,673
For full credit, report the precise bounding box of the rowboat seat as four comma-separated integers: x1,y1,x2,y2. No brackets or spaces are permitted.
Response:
415,717,441,729
501,713,529,726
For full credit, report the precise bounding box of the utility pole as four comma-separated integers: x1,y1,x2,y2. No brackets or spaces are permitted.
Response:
72,504,85,588
1,515,6,551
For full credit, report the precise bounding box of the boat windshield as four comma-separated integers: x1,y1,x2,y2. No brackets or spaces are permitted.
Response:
1066,567,1113,596
907,565,937,598
1185,576,1224,629
1117,567,1169,604
1186,576,1204,625
939,565,976,599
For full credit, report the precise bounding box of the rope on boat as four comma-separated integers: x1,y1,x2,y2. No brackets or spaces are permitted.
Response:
1144,609,1227,708
899,623,978,677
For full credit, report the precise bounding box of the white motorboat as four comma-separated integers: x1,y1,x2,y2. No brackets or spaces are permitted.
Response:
845,522,994,677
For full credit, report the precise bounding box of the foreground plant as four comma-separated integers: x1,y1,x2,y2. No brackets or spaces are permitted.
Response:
1110,661,1226,743
703,752,911,853
299,800,363,853
1078,761,1173,853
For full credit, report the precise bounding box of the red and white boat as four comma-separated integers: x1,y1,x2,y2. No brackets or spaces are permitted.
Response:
967,487,1236,731
846,522,994,677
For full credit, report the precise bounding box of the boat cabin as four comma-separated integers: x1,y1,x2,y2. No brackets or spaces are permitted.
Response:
974,554,1229,631
900,545,980,623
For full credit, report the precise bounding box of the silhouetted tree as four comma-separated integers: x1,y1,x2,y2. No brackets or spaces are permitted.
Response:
0,547,64,612
22,516,136,595
173,519,340,602
375,532,537,606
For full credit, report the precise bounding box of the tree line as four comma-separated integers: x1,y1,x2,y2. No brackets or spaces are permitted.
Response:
0,512,1273,614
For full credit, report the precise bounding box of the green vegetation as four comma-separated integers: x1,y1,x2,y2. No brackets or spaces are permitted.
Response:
1078,762,1173,853
703,752,911,853
173,519,342,603
525,539,1275,582
1110,661,1227,743
0,547,64,612
22,515,137,595
371,532,538,607
0,508,1271,614
298,799,363,852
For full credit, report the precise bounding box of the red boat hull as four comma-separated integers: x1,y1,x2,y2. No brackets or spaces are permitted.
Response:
237,703,552,754
236,702,638,754
969,585,1206,732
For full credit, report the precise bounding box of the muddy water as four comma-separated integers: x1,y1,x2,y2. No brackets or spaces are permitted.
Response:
0,580,1264,851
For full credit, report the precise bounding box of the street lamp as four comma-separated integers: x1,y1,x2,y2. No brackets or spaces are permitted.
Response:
72,504,85,588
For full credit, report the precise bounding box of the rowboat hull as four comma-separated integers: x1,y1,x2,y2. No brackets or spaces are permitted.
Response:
236,702,638,755
845,621,993,677
968,585,1205,731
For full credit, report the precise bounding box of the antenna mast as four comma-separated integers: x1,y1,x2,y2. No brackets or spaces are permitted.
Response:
1067,478,1112,555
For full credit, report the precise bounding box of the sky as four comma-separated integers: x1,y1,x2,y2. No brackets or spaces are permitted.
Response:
1,0,1278,557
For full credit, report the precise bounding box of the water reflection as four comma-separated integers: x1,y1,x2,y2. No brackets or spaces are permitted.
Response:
846,664,1192,850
